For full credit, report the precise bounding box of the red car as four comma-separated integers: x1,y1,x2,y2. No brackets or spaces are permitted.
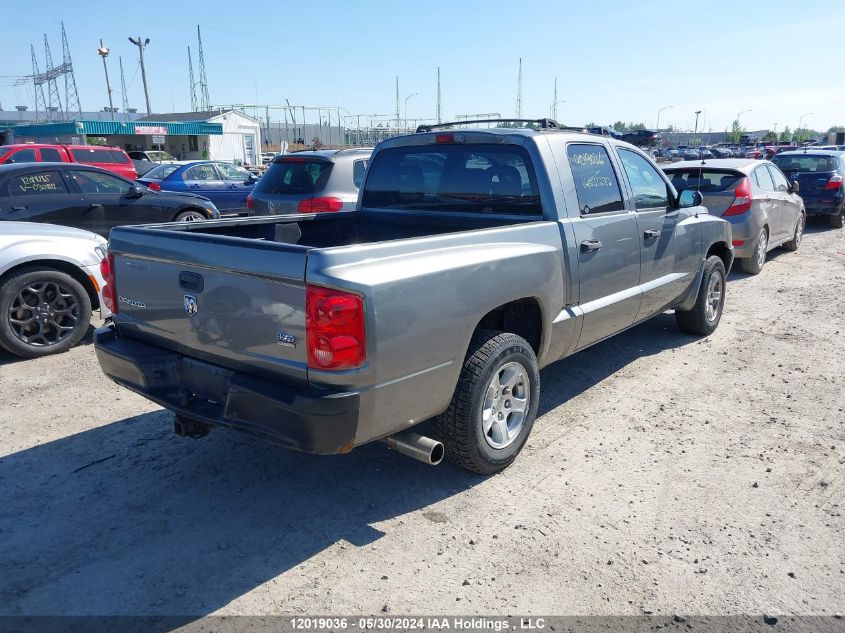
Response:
0,144,137,180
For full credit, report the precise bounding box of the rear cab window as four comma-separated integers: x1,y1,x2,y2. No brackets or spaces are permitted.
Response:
565,144,624,215
255,158,333,195
362,143,541,216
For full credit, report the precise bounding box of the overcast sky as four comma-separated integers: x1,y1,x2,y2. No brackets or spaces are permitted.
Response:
1,0,843,132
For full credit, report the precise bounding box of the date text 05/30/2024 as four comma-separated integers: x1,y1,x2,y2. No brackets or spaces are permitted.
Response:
289,618,547,631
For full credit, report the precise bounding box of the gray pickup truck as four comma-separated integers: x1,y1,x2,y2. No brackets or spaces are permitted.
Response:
94,121,733,474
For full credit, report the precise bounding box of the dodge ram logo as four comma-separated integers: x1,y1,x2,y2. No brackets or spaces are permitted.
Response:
184,294,198,316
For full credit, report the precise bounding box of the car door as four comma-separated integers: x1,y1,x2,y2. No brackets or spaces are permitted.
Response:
181,163,226,209
67,169,161,237
215,162,255,213
616,147,700,320
767,164,800,238
561,142,642,350
0,169,90,230
751,165,782,242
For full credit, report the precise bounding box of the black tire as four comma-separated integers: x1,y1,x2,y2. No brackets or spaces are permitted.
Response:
831,206,844,229
675,255,726,336
432,330,540,474
782,211,805,251
0,267,92,358
738,227,768,274
173,208,208,222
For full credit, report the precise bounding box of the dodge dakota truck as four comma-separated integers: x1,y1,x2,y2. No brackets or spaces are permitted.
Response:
94,119,733,474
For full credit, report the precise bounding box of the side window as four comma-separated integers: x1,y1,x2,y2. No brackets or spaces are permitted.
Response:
71,170,131,195
8,171,69,195
216,163,251,181
39,147,63,162
8,148,38,164
617,149,669,209
767,165,789,192
184,164,221,181
566,144,624,215
753,166,775,191
352,159,368,188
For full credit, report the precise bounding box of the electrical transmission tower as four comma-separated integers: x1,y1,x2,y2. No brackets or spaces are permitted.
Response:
43,34,64,117
187,46,198,111
436,67,442,123
30,44,49,121
196,26,211,111
60,22,82,118
119,56,129,114
516,58,523,118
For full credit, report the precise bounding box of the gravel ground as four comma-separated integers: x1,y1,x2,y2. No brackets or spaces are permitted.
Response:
1,220,843,621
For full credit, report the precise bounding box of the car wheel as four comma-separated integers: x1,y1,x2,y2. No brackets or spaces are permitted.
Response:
675,255,726,336
432,330,540,474
831,206,844,229
782,211,805,251
739,228,768,274
174,209,207,222
0,268,92,358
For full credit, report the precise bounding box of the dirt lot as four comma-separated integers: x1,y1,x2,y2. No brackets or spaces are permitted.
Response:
1,220,843,621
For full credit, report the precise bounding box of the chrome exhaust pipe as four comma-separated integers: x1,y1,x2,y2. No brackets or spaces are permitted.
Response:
382,431,444,465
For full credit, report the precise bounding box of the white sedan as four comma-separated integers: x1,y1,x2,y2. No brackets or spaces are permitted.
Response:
0,222,108,358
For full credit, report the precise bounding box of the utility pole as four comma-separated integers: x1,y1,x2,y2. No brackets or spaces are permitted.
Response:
128,36,151,115
119,57,129,117
97,40,114,120
436,67,442,123
395,76,400,131
693,110,701,138
516,58,523,118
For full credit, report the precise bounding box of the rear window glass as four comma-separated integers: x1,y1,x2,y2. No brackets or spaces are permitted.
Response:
362,144,541,215
143,164,180,179
254,159,333,195
772,155,839,172
70,148,116,164
665,169,743,192
107,150,130,164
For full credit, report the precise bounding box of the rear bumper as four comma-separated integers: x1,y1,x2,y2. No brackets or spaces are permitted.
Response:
803,198,843,216
94,326,359,454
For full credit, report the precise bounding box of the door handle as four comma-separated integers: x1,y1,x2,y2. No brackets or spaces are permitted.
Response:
580,239,603,253
189,184,201,189
11,205,27,211
88,203,104,209
644,229,661,240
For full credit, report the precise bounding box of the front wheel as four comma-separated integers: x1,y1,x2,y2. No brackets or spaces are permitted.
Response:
173,209,207,222
432,330,540,474
675,255,726,336
782,211,805,251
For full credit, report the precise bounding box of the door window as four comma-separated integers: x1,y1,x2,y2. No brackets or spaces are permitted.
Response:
215,163,252,181
566,144,624,215
7,148,37,163
352,159,368,188
753,166,775,191
617,149,669,209
767,165,790,192
8,171,69,195
71,170,132,194
183,164,221,181
39,147,63,162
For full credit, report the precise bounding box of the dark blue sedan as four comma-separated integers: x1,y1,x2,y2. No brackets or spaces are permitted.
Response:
137,161,257,215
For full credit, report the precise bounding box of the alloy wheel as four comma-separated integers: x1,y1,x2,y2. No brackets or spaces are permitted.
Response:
481,361,531,450
8,281,81,347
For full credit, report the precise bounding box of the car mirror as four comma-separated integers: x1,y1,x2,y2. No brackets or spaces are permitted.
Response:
678,189,702,208
790,180,800,194
127,184,146,197
246,175,258,184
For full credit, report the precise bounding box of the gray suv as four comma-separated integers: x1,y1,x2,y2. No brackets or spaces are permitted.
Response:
248,149,371,214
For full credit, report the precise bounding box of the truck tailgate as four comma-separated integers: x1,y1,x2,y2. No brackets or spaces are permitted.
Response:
108,227,310,384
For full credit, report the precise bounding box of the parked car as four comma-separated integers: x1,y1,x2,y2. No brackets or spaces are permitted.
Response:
94,122,732,475
816,145,845,152
772,150,844,228
137,160,256,215
621,129,661,147
744,147,765,159
698,147,715,160
664,159,805,274
0,144,137,180
0,222,109,358
679,148,700,160
710,147,733,158
587,126,623,139
660,148,680,160
127,150,177,162
0,163,220,237
247,149,372,215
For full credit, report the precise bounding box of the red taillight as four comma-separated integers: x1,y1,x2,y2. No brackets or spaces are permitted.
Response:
724,177,753,216
435,133,455,144
824,174,843,190
297,197,344,213
306,285,365,370
146,181,161,191
246,193,254,209
732,240,745,246
100,252,118,314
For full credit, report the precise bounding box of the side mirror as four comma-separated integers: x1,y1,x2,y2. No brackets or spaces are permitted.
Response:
127,184,145,197
245,175,258,184
678,189,703,208
790,180,800,194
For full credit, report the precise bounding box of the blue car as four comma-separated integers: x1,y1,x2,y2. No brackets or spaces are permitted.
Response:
138,161,257,215
772,150,845,228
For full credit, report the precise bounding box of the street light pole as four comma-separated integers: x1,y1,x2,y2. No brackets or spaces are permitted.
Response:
693,110,702,144
404,92,418,133
656,105,673,131
797,112,813,142
96,40,114,121
128,36,152,115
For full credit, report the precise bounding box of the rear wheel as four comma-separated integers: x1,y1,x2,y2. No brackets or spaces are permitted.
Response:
782,211,805,251
0,268,92,358
676,255,726,336
173,209,207,222
738,228,768,274
831,206,844,229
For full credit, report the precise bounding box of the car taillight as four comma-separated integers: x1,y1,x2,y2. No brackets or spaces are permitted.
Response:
306,285,365,370
146,181,161,191
724,177,753,216
297,197,344,213
100,252,118,314
246,193,254,209
824,174,843,190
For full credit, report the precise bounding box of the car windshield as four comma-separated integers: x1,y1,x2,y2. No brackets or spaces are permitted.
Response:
253,159,333,195
665,169,743,192
772,155,839,172
143,164,180,179
362,143,541,216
